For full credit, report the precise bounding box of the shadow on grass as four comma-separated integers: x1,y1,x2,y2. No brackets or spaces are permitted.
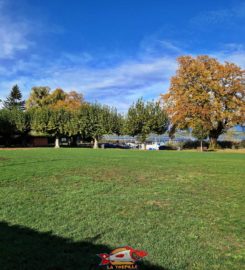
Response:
0,221,169,270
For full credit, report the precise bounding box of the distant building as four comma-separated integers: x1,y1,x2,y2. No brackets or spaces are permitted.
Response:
28,136,49,147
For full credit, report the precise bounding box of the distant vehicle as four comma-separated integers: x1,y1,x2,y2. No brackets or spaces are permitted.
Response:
125,142,139,149
143,142,166,150
103,143,130,149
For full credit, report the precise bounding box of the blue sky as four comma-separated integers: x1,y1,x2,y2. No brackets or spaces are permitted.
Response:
0,0,244,111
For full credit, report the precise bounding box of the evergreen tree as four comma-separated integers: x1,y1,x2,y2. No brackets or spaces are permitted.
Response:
3,85,25,110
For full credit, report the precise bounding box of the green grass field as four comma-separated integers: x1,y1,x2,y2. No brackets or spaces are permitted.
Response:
0,149,244,270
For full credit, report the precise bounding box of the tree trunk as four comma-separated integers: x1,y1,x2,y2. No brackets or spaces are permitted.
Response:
209,122,224,149
55,136,60,148
141,142,146,150
70,135,77,147
21,135,27,147
209,137,217,149
200,140,203,152
93,137,98,149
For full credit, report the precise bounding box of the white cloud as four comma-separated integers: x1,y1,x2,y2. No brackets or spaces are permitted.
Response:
190,2,245,26
212,44,245,68
1,41,244,112
0,0,244,113
0,52,177,111
34,55,176,110
0,2,32,58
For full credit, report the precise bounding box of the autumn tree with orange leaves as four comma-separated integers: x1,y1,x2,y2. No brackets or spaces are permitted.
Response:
47,89,85,111
162,55,245,147
26,87,85,111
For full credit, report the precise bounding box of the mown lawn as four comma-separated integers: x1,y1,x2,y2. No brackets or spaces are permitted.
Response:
0,149,244,270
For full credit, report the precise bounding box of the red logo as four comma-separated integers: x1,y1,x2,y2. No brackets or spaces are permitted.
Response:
97,246,148,268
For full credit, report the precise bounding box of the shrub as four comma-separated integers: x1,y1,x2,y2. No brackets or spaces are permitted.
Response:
217,141,233,149
159,144,177,150
182,140,209,149
238,140,245,149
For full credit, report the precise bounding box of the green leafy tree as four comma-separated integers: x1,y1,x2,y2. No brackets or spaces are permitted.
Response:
29,108,67,148
81,103,118,148
29,108,50,134
26,86,50,109
192,124,209,151
46,109,67,148
26,87,85,112
0,109,27,146
46,88,66,106
3,85,25,110
105,107,124,137
126,99,168,149
62,109,85,146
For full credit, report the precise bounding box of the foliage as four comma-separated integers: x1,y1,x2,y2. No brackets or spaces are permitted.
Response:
47,90,85,111
3,85,25,110
126,98,168,145
192,125,209,141
0,109,27,145
27,103,123,148
240,140,245,148
26,86,51,109
107,108,124,136
81,103,120,148
29,107,50,134
182,140,209,149
162,55,245,147
46,109,67,137
26,87,85,111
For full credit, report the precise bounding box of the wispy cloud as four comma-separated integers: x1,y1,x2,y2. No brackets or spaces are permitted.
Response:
0,1,33,58
139,34,184,57
190,2,245,26
0,0,244,112
1,41,244,111
4,54,176,110
213,43,245,68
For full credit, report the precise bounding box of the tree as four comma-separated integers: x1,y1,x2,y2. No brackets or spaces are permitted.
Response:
26,86,50,109
3,85,25,110
81,103,120,148
106,107,124,137
0,109,27,146
46,88,66,106
26,87,85,112
29,108,67,148
29,107,50,134
162,55,245,148
126,99,169,149
191,124,209,152
49,90,85,111
62,109,86,146
47,109,67,148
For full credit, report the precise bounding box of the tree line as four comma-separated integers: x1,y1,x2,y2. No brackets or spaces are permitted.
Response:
0,55,244,149
0,85,168,148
